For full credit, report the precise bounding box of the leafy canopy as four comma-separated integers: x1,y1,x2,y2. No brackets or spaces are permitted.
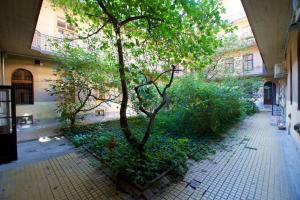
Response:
52,0,232,72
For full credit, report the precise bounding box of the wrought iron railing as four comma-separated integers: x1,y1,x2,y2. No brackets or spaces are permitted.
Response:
243,37,256,47
31,30,61,54
274,63,287,78
31,30,79,54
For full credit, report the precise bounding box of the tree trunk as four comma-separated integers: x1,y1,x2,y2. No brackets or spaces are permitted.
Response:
70,115,76,130
114,25,140,151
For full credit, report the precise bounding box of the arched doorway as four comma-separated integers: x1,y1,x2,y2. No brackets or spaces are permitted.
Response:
11,69,34,105
264,81,276,105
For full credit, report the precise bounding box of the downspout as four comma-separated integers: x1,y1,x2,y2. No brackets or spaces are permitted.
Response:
0,50,4,85
271,82,274,116
0,51,5,85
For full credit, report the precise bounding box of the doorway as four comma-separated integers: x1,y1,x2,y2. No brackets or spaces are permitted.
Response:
264,81,276,105
0,86,17,163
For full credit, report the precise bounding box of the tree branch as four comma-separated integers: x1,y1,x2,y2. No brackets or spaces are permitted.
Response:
139,65,177,147
77,21,108,40
96,0,118,24
120,15,163,26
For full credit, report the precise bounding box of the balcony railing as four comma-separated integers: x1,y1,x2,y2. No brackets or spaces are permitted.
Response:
31,30,62,54
31,30,80,55
274,64,287,78
243,37,256,47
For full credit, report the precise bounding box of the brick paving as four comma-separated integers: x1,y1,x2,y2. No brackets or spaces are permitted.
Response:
154,112,300,200
0,112,299,200
0,151,129,200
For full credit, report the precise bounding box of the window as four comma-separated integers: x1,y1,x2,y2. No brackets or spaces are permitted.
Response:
243,54,254,71
57,17,75,38
225,57,234,73
12,69,33,105
98,84,106,99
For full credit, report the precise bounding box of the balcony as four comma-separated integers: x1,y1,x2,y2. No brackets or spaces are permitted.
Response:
31,30,80,55
31,30,61,54
243,37,256,47
240,65,269,77
274,63,287,78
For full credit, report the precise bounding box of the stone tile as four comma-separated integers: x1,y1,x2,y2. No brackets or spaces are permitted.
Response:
1,112,300,199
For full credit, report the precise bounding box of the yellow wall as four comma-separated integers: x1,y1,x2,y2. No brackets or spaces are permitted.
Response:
36,0,65,37
5,55,58,122
286,31,300,144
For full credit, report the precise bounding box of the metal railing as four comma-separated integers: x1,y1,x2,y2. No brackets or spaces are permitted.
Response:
243,37,256,47
31,30,61,54
31,30,80,55
274,64,287,78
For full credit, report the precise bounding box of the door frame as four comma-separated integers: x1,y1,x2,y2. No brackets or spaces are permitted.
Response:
0,85,17,163
264,81,276,105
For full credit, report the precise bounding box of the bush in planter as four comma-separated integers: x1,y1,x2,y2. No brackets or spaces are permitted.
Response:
69,117,215,186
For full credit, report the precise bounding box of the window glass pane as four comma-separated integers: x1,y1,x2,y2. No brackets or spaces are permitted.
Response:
57,20,66,28
12,69,34,105
243,54,253,71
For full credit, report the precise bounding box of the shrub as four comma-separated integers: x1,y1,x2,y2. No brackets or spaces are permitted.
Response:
157,75,244,136
69,117,215,185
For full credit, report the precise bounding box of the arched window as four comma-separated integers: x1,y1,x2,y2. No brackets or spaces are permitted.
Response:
12,69,33,104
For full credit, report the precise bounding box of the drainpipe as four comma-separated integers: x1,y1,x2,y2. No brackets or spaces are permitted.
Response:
0,51,5,85
271,82,274,116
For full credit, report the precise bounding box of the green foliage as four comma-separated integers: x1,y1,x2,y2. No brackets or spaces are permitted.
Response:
221,77,263,115
47,44,119,128
52,0,233,74
158,76,241,134
157,75,258,136
68,117,215,185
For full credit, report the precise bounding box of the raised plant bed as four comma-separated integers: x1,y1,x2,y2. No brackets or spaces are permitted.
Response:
80,144,173,199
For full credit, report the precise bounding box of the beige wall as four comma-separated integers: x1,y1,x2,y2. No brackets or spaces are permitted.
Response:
285,31,300,144
36,0,65,37
4,55,58,122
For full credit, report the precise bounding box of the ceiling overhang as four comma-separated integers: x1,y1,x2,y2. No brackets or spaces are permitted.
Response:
241,0,293,71
0,0,44,57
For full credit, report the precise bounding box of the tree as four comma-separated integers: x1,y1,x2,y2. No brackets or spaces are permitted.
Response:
47,45,119,129
52,0,232,155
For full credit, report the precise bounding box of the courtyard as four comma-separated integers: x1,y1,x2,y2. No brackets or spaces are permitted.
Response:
1,0,300,199
1,112,299,200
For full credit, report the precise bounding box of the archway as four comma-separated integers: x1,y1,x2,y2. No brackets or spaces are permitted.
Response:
11,69,33,105
264,81,276,105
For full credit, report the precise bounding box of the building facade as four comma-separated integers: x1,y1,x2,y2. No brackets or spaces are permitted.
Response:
242,0,300,144
220,0,281,113
1,0,120,125
0,0,289,128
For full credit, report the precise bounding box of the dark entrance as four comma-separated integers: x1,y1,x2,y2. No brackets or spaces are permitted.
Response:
0,86,17,163
264,81,276,105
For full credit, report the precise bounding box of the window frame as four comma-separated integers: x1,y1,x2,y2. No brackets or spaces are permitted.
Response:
243,53,254,71
57,17,76,38
11,69,34,105
224,57,234,73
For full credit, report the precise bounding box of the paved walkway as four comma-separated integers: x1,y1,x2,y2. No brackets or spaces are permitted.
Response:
154,112,300,200
0,112,299,199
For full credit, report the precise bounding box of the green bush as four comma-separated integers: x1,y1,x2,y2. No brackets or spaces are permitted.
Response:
157,75,244,136
69,117,215,185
